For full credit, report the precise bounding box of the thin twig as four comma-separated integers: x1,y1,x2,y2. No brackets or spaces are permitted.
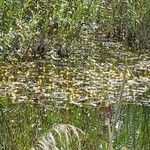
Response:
113,65,127,127
108,64,127,150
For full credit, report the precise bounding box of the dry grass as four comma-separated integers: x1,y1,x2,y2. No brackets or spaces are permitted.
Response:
31,124,85,150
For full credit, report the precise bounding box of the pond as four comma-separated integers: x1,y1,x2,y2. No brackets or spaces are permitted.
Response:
0,47,150,149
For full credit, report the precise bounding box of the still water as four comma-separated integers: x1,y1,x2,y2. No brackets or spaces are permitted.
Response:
0,49,150,149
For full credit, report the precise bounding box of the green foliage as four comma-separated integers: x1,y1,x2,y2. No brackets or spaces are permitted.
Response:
1,98,149,149
0,98,102,149
0,0,149,62
114,104,150,150
0,1,150,149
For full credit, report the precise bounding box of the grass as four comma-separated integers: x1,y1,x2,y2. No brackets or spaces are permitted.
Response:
0,98,104,149
0,97,149,149
31,124,85,150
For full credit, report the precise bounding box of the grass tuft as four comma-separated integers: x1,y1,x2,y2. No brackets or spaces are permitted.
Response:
31,124,85,150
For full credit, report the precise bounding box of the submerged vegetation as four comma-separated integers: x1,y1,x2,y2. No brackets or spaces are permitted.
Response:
0,0,150,150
